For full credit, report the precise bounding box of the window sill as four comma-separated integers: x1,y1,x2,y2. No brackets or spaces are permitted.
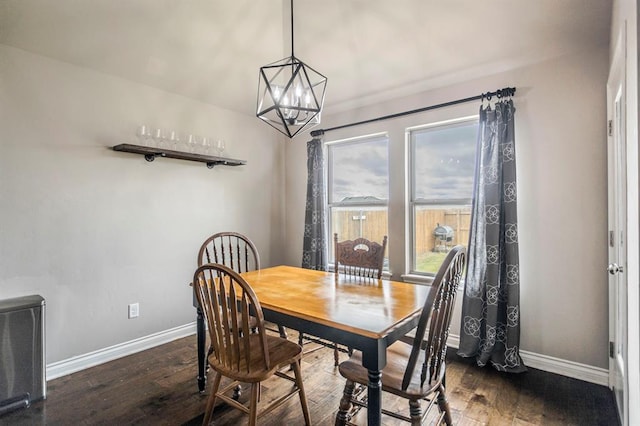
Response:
402,273,466,292
401,274,434,286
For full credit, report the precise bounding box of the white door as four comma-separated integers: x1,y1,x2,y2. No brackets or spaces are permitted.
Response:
607,27,628,426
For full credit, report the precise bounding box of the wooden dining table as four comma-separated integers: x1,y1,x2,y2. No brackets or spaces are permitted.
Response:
194,265,434,426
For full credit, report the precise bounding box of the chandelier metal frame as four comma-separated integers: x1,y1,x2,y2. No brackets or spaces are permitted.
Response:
256,0,327,138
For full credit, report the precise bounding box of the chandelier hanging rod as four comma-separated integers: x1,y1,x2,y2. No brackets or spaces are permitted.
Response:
290,0,294,57
310,86,516,137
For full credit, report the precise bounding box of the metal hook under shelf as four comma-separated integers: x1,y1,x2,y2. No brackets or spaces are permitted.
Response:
144,152,166,162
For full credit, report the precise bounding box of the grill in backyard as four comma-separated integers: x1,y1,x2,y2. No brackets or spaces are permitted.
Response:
433,223,454,252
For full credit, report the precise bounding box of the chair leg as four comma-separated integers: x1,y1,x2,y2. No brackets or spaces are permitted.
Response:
248,383,259,426
202,372,222,426
436,384,453,426
335,379,356,426
409,399,422,426
278,325,288,339
298,332,304,346
291,360,312,425
333,345,340,366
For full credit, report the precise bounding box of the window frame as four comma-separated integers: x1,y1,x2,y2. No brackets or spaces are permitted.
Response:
407,115,478,277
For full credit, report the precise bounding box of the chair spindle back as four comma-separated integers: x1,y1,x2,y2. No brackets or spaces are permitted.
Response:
198,232,260,272
193,263,270,373
401,245,466,391
334,233,388,279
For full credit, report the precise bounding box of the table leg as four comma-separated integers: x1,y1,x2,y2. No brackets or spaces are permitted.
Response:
367,369,382,425
196,305,206,393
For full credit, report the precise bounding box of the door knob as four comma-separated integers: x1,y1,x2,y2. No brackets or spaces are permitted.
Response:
608,263,624,275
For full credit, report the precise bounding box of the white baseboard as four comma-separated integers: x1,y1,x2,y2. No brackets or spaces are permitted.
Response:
46,322,197,381
447,334,609,386
45,325,608,387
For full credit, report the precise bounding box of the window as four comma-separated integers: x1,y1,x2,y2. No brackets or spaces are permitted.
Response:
327,134,389,265
409,118,477,275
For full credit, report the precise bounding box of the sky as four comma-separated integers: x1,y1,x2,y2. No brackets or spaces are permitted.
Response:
329,121,477,203
412,121,477,201
330,135,389,202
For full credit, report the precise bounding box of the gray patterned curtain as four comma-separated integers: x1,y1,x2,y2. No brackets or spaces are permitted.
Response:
458,100,526,373
301,137,327,271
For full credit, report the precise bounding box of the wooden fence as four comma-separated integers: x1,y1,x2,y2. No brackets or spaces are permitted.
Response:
331,207,470,257
414,208,471,254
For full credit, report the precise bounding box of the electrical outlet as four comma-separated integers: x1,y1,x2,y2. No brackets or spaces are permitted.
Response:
128,303,139,319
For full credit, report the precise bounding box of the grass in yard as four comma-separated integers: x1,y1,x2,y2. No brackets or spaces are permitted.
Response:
415,251,449,274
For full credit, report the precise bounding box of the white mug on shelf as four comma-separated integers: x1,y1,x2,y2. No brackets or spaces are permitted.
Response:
153,128,166,148
183,134,193,151
136,125,152,146
215,139,226,156
168,130,180,150
187,134,198,153
201,137,212,155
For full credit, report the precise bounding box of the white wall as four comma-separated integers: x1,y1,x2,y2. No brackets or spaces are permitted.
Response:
285,47,610,369
0,45,285,364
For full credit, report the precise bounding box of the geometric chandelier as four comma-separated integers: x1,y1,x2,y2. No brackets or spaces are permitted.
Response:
256,0,327,138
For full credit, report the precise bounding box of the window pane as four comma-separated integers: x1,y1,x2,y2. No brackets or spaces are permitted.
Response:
330,206,388,264
329,136,389,203
331,206,389,242
410,119,476,275
413,205,471,274
412,122,476,202
328,135,389,268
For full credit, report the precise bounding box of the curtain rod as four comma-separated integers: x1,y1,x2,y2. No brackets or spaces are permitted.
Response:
310,86,516,137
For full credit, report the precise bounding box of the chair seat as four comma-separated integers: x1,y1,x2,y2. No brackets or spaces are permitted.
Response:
338,340,444,400
209,334,302,383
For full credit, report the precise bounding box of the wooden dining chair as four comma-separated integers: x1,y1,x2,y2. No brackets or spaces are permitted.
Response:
299,233,389,366
334,233,388,279
335,245,466,426
193,263,311,426
194,232,286,399
197,232,286,338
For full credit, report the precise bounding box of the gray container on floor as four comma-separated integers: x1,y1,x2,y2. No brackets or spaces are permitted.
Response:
0,295,46,415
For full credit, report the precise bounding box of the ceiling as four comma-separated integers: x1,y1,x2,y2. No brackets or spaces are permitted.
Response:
0,0,612,117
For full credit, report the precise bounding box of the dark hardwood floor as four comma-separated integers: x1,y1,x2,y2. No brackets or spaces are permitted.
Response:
1,333,618,425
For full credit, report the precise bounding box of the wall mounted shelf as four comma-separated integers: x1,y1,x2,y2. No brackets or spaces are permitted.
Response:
112,144,246,169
